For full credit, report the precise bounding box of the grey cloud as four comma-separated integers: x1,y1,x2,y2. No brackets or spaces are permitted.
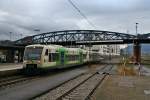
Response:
0,0,150,40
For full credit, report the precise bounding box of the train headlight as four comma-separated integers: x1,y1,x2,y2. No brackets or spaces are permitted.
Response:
37,60,41,63
23,60,27,63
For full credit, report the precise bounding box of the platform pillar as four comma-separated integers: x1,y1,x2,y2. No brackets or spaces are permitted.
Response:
133,40,141,64
18,50,24,62
6,49,15,63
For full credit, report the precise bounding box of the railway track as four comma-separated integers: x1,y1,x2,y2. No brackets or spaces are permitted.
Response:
34,65,113,100
0,65,89,91
0,75,39,89
0,66,87,90
0,75,23,83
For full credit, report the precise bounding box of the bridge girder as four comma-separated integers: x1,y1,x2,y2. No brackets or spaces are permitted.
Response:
14,30,136,45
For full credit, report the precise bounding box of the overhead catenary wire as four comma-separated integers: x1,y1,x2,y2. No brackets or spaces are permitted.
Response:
68,0,96,29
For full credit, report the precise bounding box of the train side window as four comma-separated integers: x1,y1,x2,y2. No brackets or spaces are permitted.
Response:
45,49,48,56
51,53,58,61
49,53,58,62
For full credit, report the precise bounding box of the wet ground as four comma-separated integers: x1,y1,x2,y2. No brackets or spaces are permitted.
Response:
0,58,150,100
93,75,150,100
0,67,88,100
92,64,150,100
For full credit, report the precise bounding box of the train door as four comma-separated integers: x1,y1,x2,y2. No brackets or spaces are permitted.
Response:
79,52,83,63
60,51,65,65
44,49,49,63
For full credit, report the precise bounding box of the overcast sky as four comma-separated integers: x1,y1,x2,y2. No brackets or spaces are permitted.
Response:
0,0,150,40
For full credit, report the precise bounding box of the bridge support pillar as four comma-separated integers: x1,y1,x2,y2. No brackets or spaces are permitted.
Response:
18,50,24,62
6,49,15,63
133,40,141,64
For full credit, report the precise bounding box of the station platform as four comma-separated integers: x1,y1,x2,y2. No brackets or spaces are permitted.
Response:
93,75,150,100
0,63,23,71
0,63,23,77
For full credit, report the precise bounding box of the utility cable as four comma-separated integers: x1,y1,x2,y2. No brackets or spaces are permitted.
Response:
68,0,96,29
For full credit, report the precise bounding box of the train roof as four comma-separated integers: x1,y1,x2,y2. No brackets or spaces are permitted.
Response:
26,44,63,48
26,44,89,52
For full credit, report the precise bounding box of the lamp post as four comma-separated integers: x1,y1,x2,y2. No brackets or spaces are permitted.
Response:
136,23,139,37
9,32,12,41
109,45,111,63
133,23,141,64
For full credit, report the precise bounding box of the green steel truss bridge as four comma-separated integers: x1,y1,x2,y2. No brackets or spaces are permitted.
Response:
14,30,150,45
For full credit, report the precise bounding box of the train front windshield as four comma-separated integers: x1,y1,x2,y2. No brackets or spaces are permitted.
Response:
24,47,43,60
